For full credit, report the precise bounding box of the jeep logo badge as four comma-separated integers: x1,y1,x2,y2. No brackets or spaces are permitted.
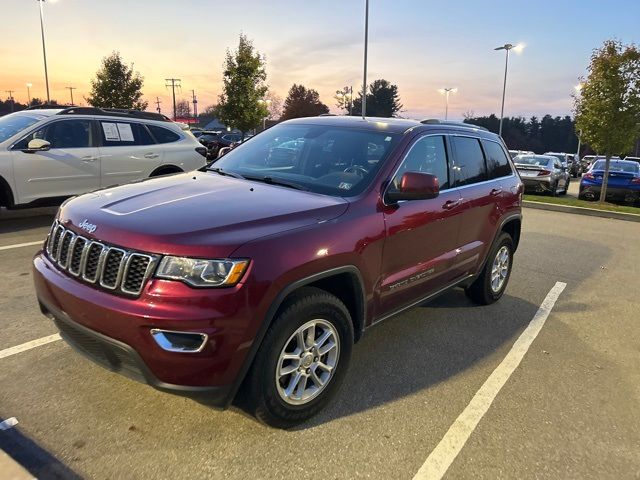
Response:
78,219,97,234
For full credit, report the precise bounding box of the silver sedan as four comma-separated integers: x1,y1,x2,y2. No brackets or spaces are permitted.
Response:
514,154,570,195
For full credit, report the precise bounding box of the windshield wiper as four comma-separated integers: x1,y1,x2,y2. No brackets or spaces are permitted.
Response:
244,175,309,191
208,167,245,180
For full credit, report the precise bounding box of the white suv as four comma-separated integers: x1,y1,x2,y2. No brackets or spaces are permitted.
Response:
0,107,207,208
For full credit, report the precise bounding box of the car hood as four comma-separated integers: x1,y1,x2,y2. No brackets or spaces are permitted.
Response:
58,172,349,257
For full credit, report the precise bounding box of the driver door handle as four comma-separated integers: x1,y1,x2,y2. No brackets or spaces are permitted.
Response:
81,156,98,163
490,187,503,196
442,198,462,210
144,153,160,159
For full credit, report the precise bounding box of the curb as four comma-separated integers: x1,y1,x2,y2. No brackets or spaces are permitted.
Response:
0,449,35,480
523,200,640,223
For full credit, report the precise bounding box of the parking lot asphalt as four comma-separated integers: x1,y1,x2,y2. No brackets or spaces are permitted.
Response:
1,207,639,479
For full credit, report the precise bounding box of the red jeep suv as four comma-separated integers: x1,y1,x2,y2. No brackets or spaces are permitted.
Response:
33,116,522,428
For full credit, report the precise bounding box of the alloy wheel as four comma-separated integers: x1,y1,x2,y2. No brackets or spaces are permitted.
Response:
490,245,510,293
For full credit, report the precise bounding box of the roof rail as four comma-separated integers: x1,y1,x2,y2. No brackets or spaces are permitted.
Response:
420,119,489,131
56,107,171,122
24,104,66,110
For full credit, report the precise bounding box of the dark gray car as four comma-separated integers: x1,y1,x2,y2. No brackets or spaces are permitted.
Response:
515,154,570,195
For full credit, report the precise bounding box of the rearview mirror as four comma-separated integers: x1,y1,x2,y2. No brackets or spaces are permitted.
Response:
23,138,51,153
386,171,440,203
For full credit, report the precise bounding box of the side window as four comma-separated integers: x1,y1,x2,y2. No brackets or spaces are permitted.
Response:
15,120,92,149
482,140,513,179
99,121,155,147
451,136,487,187
148,125,181,144
391,135,449,190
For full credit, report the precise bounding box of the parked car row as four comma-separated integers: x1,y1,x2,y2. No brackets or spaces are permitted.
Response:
0,107,207,208
195,130,243,160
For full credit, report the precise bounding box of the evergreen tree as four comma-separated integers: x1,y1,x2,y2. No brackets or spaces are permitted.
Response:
280,84,329,120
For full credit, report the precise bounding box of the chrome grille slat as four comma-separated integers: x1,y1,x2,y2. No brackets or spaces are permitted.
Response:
44,222,157,297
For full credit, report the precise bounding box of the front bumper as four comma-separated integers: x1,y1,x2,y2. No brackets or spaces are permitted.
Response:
33,251,260,407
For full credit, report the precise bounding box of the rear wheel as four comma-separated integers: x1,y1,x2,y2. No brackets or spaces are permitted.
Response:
245,287,353,429
560,179,569,195
549,181,559,196
465,232,513,305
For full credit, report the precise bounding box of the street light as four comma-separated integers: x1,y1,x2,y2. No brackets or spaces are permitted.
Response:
26,83,32,105
36,0,51,103
494,43,525,137
438,87,457,120
362,0,369,119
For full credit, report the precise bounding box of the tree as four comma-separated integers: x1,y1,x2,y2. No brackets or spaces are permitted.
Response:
280,84,329,120
216,34,268,137
351,79,403,117
175,99,191,118
334,86,353,114
575,39,640,203
86,52,147,110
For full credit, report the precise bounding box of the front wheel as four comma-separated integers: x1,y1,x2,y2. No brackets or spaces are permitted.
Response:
465,232,514,305
245,287,353,429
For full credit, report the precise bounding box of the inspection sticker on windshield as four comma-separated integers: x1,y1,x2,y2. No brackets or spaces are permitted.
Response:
117,123,134,141
102,122,120,141
338,182,353,190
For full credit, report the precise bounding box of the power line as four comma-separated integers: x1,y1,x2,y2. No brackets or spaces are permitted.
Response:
155,96,162,114
191,89,198,120
164,78,181,120
5,90,15,112
65,86,76,105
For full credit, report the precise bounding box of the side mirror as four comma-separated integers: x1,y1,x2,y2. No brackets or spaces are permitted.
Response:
386,171,440,203
23,138,51,153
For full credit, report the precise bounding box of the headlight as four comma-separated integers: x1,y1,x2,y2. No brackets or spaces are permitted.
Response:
155,257,249,287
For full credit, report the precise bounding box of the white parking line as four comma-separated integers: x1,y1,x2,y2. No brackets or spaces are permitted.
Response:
0,334,62,360
0,241,43,252
413,281,567,480
0,417,19,431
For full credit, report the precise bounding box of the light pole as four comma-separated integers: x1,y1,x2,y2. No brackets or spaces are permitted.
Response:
37,0,51,103
574,83,583,163
438,87,457,120
362,0,369,119
494,43,524,137
26,83,32,105
259,99,271,131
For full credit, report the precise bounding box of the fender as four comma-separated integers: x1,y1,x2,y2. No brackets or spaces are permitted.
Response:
223,265,366,407
0,175,15,208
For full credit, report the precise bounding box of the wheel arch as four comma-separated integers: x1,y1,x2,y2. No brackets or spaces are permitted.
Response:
149,165,184,177
0,175,15,208
224,265,367,407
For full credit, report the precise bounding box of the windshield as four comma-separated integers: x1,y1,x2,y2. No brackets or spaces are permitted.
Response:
592,161,639,173
0,113,46,143
211,124,401,196
514,155,550,167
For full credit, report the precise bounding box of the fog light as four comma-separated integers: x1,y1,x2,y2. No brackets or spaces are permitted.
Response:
150,329,208,353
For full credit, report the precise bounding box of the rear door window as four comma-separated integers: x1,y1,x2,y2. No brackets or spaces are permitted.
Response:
482,140,513,179
147,125,181,144
99,121,155,146
451,136,487,186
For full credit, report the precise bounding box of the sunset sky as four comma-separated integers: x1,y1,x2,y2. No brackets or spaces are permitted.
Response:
2,0,639,120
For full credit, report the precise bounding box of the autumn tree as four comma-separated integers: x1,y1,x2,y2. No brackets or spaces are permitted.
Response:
280,84,329,120
86,52,147,110
175,99,191,117
574,40,640,203
216,34,268,137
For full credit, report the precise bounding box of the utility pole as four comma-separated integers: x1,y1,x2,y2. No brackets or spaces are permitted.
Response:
362,0,369,119
37,0,50,103
165,78,181,120
5,90,15,112
65,86,76,105
155,97,162,114
191,89,198,121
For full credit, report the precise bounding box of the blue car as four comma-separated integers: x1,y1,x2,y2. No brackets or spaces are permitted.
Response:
579,159,640,204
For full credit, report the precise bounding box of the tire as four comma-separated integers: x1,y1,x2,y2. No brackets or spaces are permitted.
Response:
245,287,354,429
560,179,568,195
465,232,514,305
549,181,558,196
